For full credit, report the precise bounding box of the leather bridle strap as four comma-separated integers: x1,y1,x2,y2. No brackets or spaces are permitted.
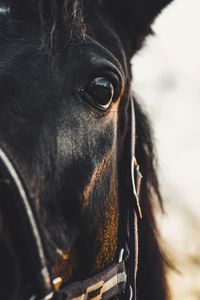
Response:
0,148,53,300
128,97,142,300
58,261,127,300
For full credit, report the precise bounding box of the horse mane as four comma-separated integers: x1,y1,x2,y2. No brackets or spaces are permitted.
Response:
134,99,170,300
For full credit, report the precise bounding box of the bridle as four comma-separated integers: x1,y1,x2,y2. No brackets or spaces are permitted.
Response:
0,100,142,300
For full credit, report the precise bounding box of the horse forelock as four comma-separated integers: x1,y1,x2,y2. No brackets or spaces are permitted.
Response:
35,0,87,52
0,0,87,53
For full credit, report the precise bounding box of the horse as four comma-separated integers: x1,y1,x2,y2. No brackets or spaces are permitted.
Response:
0,0,173,299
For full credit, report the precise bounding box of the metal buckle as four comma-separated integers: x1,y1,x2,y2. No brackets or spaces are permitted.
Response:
53,277,63,292
118,248,124,263
85,281,104,300
41,292,54,300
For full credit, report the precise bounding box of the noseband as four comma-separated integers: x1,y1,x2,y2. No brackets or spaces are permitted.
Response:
0,102,142,300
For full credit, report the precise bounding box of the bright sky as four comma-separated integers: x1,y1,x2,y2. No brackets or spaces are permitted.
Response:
132,1,200,299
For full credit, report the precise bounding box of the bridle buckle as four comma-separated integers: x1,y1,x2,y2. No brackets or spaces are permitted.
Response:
85,280,104,300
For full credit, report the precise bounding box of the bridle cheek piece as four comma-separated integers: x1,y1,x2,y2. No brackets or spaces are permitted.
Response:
0,100,142,300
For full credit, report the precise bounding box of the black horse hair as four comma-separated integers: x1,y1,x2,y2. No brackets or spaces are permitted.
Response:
36,0,86,52
0,1,171,299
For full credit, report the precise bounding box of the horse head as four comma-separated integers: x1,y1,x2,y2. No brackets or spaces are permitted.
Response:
0,1,172,299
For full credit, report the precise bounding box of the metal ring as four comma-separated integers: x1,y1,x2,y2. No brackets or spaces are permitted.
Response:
118,248,124,263
129,285,133,300
29,296,37,300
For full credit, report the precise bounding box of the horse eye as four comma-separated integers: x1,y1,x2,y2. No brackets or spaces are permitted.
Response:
81,77,115,111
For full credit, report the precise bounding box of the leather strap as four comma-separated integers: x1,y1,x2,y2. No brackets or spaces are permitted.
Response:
0,148,53,300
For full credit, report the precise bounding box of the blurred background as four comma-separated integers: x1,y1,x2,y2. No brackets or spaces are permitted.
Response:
132,0,200,299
